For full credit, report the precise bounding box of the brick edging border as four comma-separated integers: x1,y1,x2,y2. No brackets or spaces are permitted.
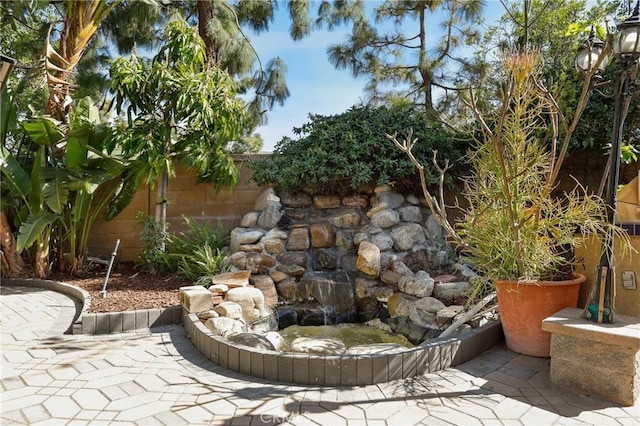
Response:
3,278,181,335
183,311,504,385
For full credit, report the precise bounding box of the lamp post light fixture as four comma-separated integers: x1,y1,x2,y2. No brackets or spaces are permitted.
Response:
0,54,17,93
575,0,640,323
575,27,608,74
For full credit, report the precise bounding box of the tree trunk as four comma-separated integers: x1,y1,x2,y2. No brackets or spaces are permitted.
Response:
0,211,24,277
197,0,217,68
154,169,169,253
417,5,436,119
34,233,50,278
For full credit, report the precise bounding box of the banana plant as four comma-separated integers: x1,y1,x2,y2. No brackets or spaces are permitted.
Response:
0,89,26,276
55,98,143,274
1,97,141,276
0,103,65,277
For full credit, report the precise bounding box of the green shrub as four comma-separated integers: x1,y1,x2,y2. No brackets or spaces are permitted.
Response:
136,212,169,275
249,105,467,195
136,214,230,280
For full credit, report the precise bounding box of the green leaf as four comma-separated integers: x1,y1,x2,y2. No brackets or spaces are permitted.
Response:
1,90,17,146
0,145,31,201
28,146,45,212
104,162,145,220
16,212,58,252
42,170,69,214
65,130,88,171
22,117,64,146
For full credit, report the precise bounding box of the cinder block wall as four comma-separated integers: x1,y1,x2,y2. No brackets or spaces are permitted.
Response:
87,151,636,264
87,154,268,262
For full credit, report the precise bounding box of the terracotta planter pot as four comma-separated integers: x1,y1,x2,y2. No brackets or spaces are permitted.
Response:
495,273,586,357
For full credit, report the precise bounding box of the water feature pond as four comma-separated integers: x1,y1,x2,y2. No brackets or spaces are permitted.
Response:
278,323,414,351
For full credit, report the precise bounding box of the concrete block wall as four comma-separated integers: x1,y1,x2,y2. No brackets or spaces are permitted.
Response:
88,155,267,262
543,307,640,406
576,235,640,317
86,152,628,264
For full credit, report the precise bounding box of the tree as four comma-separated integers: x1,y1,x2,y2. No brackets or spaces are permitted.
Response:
109,18,246,248
226,133,264,154
1,1,311,136
43,0,122,124
487,0,638,155
0,0,122,277
184,0,296,130
318,0,485,118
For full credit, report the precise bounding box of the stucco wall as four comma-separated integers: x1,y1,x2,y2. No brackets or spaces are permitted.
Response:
576,174,640,317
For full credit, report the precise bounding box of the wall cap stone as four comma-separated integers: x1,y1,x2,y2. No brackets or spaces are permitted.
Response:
542,307,640,349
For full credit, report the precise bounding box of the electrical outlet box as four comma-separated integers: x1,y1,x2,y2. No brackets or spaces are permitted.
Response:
622,271,637,290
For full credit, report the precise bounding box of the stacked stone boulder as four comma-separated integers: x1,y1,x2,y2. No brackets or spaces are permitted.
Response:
188,270,277,338
222,186,472,344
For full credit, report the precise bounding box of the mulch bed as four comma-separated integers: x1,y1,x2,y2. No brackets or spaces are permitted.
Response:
50,262,189,313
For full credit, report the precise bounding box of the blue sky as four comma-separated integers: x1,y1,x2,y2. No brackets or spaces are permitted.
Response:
249,1,507,152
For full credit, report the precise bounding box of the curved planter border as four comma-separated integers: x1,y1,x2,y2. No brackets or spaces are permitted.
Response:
183,311,504,386
3,278,181,335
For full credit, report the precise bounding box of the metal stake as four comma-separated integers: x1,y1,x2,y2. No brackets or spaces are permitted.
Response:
100,239,121,298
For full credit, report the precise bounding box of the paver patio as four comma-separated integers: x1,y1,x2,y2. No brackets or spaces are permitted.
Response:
1,285,638,425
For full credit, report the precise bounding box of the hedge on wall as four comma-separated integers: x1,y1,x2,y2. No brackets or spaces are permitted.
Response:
249,105,468,195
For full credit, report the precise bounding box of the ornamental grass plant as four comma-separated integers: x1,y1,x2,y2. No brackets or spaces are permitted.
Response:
391,50,631,299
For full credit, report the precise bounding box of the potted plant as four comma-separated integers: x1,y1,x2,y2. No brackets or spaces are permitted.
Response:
391,50,631,357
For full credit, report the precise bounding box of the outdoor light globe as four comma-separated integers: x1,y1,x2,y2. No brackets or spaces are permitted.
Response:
614,1,640,60
575,44,607,73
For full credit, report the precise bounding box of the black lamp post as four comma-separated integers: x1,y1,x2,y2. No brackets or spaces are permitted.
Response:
575,1,640,323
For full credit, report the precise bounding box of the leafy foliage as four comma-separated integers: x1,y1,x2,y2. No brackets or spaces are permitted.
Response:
110,18,246,188
135,212,169,275
466,0,638,155
319,0,485,116
2,96,138,275
456,52,630,283
250,105,466,195
225,133,263,154
135,213,230,281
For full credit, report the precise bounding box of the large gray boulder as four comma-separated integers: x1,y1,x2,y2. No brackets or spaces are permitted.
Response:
409,297,445,328
204,317,245,336
390,223,427,251
398,271,435,298
230,228,265,253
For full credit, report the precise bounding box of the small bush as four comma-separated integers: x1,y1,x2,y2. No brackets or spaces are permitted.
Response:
136,212,169,274
136,214,230,280
249,105,467,195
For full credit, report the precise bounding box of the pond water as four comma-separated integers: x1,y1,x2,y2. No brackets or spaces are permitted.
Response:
278,323,415,351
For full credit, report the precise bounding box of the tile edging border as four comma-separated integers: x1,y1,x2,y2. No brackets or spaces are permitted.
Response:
183,311,504,385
